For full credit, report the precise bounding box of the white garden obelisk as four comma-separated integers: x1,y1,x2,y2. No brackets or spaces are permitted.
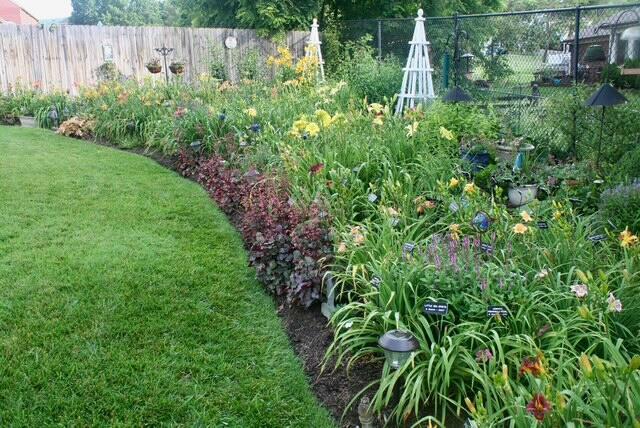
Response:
395,9,436,115
306,18,325,82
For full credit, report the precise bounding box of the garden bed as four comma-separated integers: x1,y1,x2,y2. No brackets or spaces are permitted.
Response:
2,50,640,425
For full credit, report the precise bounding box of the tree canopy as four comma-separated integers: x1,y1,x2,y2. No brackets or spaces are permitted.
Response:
71,0,505,32
70,0,636,32
70,0,168,26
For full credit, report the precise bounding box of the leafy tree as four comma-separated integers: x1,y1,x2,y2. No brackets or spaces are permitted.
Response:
70,0,166,26
169,0,503,34
171,0,320,34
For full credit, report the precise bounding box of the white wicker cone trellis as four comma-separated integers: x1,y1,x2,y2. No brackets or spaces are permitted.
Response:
395,9,436,116
306,18,325,82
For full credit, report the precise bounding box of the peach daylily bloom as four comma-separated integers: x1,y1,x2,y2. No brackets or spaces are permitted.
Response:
513,223,528,234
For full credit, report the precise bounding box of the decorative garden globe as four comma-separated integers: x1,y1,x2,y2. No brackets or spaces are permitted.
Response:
472,211,491,232
378,330,419,369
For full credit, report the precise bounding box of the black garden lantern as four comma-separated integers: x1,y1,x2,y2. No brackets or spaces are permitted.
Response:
443,86,473,104
190,140,202,153
585,83,626,170
378,330,419,369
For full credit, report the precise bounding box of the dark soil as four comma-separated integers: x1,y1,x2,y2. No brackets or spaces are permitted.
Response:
88,136,383,427
277,299,383,427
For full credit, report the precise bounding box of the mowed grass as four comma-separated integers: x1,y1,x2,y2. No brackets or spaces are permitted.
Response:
0,127,334,427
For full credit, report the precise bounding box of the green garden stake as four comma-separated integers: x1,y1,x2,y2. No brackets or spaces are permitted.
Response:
443,52,450,89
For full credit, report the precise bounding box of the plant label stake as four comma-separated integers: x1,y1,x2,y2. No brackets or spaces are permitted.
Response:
368,193,378,203
487,305,509,318
402,242,416,261
537,221,549,230
588,234,606,244
371,276,382,289
464,419,479,428
423,301,449,316
480,243,493,254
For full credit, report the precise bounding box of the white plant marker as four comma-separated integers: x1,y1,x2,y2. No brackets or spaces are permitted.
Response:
306,18,325,82
395,9,436,116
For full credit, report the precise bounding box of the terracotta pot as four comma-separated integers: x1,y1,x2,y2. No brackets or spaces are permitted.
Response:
146,64,162,74
508,184,538,207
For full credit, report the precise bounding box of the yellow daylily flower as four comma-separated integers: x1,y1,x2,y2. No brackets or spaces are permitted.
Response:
314,109,343,128
439,126,454,141
449,177,460,188
620,227,639,248
244,108,257,117
367,103,384,114
372,116,384,126
315,109,332,128
463,182,477,194
405,121,419,137
449,223,461,240
305,122,320,137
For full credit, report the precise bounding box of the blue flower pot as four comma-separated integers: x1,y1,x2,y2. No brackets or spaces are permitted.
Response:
461,151,490,172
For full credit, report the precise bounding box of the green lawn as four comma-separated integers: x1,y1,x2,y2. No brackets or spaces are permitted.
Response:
0,127,334,427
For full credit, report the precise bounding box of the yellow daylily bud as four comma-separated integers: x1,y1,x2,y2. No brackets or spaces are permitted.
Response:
630,355,640,371
580,354,593,377
576,269,589,284
464,397,476,414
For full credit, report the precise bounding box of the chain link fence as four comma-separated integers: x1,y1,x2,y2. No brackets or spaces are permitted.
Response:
338,4,640,169
341,4,640,99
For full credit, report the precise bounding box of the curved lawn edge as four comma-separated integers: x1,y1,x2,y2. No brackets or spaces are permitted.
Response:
0,127,335,427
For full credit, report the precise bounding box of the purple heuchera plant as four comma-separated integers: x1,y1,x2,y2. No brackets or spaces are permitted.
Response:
177,149,333,307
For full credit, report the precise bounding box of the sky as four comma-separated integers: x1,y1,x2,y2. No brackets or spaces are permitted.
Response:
13,0,73,20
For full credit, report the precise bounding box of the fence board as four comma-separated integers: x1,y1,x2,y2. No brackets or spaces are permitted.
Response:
0,24,308,94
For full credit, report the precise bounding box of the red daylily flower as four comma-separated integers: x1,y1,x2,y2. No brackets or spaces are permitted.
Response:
310,163,325,175
527,393,552,422
520,356,545,378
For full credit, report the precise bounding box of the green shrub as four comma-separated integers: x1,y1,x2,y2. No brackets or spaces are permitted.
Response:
599,179,640,232
602,59,640,90
335,35,403,103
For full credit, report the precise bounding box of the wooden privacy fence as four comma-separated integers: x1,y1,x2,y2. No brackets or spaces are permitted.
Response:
0,24,309,94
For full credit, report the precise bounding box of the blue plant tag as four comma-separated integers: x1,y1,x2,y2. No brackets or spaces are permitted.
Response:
537,221,549,229
368,193,378,203
480,243,493,253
